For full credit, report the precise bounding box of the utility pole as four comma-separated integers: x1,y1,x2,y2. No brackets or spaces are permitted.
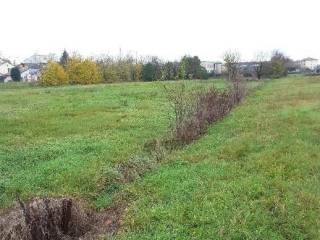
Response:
119,47,122,60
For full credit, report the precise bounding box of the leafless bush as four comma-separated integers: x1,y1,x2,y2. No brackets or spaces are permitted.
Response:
253,52,269,80
223,51,241,82
231,80,247,104
222,51,247,104
165,82,247,144
165,84,199,144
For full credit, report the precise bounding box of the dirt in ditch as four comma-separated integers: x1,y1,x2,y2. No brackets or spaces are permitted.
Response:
0,197,127,240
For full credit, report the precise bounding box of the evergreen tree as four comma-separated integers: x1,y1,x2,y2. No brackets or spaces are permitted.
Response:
10,67,21,81
142,63,156,81
60,50,69,68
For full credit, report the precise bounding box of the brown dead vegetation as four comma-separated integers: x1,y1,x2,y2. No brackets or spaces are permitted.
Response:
166,81,247,144
0,198,91,240
0,197,128,240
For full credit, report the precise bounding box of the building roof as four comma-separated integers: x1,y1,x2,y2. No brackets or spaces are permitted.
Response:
0,58,13,65
201,61,223,64
23,54,58,64
301,57,318,61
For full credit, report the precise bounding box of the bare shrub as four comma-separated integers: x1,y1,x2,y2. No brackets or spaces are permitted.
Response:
165,82,247,144
195,87,233,124
253,52,269,80
231,80,247,104
223,51,241,82
165,83,199,144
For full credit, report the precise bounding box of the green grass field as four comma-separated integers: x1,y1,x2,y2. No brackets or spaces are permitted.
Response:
114,76,320,239
0,79,224,208
1,76,319,239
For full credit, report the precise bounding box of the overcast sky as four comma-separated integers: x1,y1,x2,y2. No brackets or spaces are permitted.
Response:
1,0,319,62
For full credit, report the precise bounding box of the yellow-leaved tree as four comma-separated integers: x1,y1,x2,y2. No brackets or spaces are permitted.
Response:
66,57,102,84
134,63,143,81
40,62,68,86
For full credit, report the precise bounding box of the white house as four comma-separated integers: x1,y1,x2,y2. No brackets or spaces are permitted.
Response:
3,76,13,83
21,68,41,82
299,58,318,71
201,61,223,75
0,59,14,75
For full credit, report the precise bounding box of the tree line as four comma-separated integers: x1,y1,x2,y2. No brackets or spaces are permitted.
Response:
239,50,294,80
13,49,294,86
40,51,209,86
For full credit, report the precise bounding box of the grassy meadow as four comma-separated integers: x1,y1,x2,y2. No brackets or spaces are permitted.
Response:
0,79,223,208
0,76,319,239
115,76,320,239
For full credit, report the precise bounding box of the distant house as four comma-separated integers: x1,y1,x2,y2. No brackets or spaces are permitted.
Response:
21,68,41,82
0,58,14,75
201,61,223,75
238,62,262,76
298,57,318,71
238,62,260,70
0,58,15,83
20,54,57,82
